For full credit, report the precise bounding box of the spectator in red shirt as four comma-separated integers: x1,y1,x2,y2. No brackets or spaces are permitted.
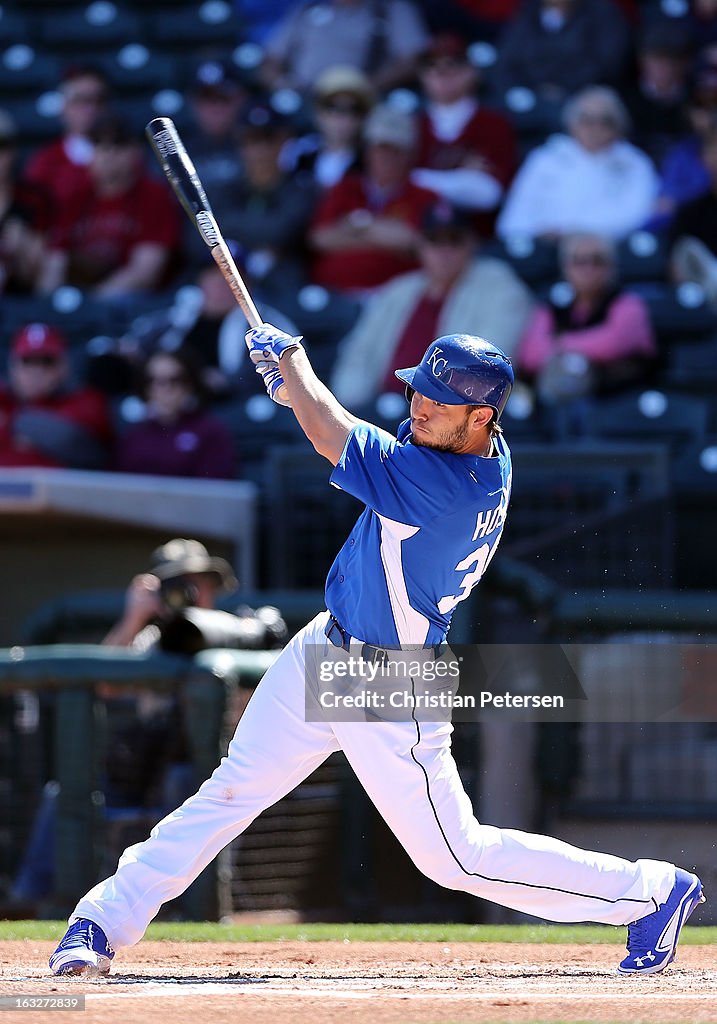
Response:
116,349,237,479
0,110,52,294
0,323,113,468
411,33,517,237
23,65,110,227
309,103,436,292
39,113,181,298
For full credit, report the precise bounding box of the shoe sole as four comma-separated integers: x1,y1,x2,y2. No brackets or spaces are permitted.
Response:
617,879,705,976
50,954,112,977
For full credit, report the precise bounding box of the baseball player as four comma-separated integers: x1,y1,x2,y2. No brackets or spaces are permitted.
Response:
50,330,703,977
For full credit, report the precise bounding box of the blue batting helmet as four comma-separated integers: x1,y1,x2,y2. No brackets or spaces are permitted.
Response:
395,334,514,418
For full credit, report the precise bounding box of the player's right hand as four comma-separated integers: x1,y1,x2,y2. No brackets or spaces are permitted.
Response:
246,324,303,364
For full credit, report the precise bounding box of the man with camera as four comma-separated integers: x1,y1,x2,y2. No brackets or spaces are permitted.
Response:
104,538,286,654
3,540,286,916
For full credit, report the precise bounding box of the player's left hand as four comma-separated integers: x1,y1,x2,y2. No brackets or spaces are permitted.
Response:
255,359,292,407
246,324,303,364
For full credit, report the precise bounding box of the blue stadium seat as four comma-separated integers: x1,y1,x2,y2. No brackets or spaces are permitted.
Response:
211,395,304,484
582,389,709,451
481,236,559,288
36,4,144,51
146,2,243,48
635,282,717,342
661,336,717,393
489,88,563,155
97,46,185,94
1,94,61,144
0,9,30,47
500,383,553,441
671,436,717,496
0,46,61,97
0,291,115,349
616,231,670,285
115,91,190,136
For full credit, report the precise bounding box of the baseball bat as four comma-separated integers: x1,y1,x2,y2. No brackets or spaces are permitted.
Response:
145,117,291,402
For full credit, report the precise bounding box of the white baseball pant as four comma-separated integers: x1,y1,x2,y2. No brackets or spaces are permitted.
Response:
73,612,674,948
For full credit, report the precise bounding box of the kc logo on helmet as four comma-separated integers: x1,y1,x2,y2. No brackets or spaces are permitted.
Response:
427,347,449,378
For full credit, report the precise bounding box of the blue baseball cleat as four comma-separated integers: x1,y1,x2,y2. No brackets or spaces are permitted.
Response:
49,918,114,976
618,868,705,975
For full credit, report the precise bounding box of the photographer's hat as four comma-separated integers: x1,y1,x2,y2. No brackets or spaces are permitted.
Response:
150,538,237,591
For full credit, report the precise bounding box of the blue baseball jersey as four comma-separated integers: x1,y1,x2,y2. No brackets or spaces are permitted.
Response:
326,419,512,647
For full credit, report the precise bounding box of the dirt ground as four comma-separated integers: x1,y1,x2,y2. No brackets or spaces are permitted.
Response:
1,940,715,1024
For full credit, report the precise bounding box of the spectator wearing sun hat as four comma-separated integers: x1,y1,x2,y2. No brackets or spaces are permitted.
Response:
282,65,375,190
0,323,113,468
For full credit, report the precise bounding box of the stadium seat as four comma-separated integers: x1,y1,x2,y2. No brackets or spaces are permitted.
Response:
0,9,30,47
145,2,243,48
671,436,717,496
114,91,190,136
581,389,709,451
636,282,717,341
211,395,304,485
36,4,144,51
489,89,563,155
661,336,717,393
0,292,114,350
481,236,559,289
670,436,717,588
500,383,553,441
122,0,202,7
616,231,670,284
1,94,61,144
0,46,60,97
97,46,185,94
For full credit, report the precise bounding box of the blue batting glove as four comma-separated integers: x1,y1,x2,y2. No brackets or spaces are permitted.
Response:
246,324,304,364
255,360,292,407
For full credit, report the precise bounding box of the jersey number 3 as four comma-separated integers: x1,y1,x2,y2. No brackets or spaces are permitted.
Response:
437,542,494,615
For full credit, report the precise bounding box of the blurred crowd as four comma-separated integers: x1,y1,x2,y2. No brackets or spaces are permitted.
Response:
1,0,717,477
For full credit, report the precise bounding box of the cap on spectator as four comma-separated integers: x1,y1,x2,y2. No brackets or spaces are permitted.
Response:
192,59,244,98
88,111,138,146
364,103,417,150
11,323,67,359
239,99,288,135
149,538,237,590
0,108,17,144
420,33,469,65
313,65,374,111
421,199,473,238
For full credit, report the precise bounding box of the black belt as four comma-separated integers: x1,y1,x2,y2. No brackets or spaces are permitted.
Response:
324,615,440,665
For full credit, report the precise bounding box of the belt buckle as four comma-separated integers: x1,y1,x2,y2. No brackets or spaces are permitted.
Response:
361,644,389,667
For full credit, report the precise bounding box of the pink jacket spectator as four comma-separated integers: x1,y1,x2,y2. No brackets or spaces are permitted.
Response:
517,292,656,377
